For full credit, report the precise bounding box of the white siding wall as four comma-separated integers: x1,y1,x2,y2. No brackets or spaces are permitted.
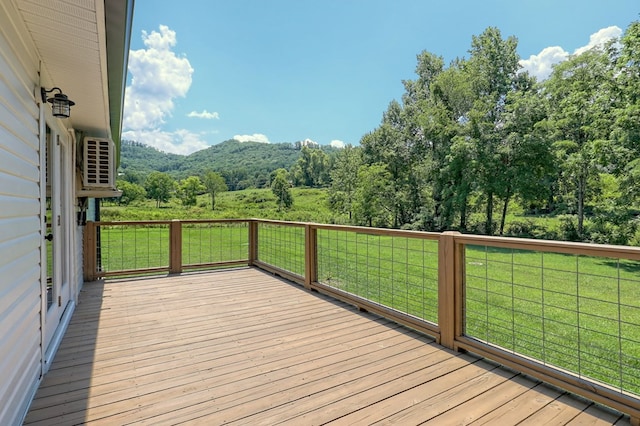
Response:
0,3,45,425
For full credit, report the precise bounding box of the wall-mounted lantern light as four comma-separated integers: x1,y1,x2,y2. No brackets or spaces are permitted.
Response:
41,87,75,118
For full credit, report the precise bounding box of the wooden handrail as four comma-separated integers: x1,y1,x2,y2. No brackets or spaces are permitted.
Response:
252,218,307,227
82,218,640,423
454,233,640,260
92,220,174,226
310,222,441,239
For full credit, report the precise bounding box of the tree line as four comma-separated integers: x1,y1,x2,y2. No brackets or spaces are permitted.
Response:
328,22,640,245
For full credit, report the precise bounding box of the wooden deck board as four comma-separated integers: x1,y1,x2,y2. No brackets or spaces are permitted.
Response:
24,268,631,425
470,383,565,425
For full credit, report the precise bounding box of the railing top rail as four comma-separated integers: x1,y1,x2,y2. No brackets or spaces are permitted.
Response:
252,218,308,227
251,219,441,239
176,219,250,225
309,222,441,240
93,219,252,226
89,219,640,259
455,233,640,260
93,220,174,226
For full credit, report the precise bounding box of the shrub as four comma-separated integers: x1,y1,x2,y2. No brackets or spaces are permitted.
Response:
587,216,638,246
557,215,583,242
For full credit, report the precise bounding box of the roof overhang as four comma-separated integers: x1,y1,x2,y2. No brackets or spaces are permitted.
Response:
15,0,134,164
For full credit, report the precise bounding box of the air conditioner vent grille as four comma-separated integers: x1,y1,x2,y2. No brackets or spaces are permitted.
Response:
83,137,115,188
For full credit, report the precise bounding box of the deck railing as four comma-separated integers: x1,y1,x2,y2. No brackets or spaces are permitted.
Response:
84,219,640,423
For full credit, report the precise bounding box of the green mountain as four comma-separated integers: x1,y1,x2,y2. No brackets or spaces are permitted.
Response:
119,139,337,190
119,140,185,177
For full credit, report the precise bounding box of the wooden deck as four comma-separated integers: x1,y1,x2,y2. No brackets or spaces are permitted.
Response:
25,268,630,425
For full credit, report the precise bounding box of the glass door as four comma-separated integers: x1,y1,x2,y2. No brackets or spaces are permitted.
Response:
43,127,71,351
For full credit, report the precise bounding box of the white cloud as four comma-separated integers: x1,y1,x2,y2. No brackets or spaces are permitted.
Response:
122,26,206,155
520,46,568,81
122,129,209,155
187,110,220,119
330,139,345,148
520,26,622,81
233,133,270,143
574,26,622,56
123,25,194,130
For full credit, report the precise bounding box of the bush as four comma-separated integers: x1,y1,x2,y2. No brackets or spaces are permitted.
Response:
466,213,498,235
629,228,640,247
557,215,583,242
587,217,638,246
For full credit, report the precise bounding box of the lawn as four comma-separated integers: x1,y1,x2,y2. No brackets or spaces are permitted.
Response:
464,246,640,395
100,187,334,223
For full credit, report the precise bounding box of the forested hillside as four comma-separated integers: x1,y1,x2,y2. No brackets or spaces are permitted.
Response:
119,139,337,189
182,140,307,189
119,140,185,177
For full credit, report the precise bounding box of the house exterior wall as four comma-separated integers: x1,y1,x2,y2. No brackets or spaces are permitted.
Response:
0,0,131,422
0,3,76,424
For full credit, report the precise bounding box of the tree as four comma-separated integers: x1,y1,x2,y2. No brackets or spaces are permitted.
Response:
612,21,640,208
352,163,393,227
203,171,228,210
544,46,614,236
292,146,330,187
495,76,553,235
119,169,144,185
443,135,475,231
222,168,249,191
329,145,362,222
145,171,175,208
271,168,293,209
116,180,146,205
178,176,205,207
419,58,473,230
464,27,521,235
361,102,417,228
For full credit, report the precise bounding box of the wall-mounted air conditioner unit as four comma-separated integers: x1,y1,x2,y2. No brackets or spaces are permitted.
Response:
76,137,121,198
83,137,115,189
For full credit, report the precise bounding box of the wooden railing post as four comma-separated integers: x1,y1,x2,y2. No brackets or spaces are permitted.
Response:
248,220,258,266
83,221,97,281
304,224,317,290
169,220,182,274
438,231,462,349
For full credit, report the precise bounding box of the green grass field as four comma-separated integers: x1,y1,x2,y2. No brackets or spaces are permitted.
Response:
95,218,640,398
464,246,640,394
101,187,335,223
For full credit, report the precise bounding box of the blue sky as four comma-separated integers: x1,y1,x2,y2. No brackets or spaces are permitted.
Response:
122,0,639,155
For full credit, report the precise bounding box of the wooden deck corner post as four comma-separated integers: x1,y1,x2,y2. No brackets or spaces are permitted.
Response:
83,221,97,281
248,220,258,266
169,220,182,274
438,231,462,350
304,224,317,290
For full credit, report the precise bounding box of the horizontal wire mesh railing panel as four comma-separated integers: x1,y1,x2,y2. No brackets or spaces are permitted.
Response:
182,222,248,266
317,229,439,324
464,244,640,397
98,223,170,273
256,223,305,277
